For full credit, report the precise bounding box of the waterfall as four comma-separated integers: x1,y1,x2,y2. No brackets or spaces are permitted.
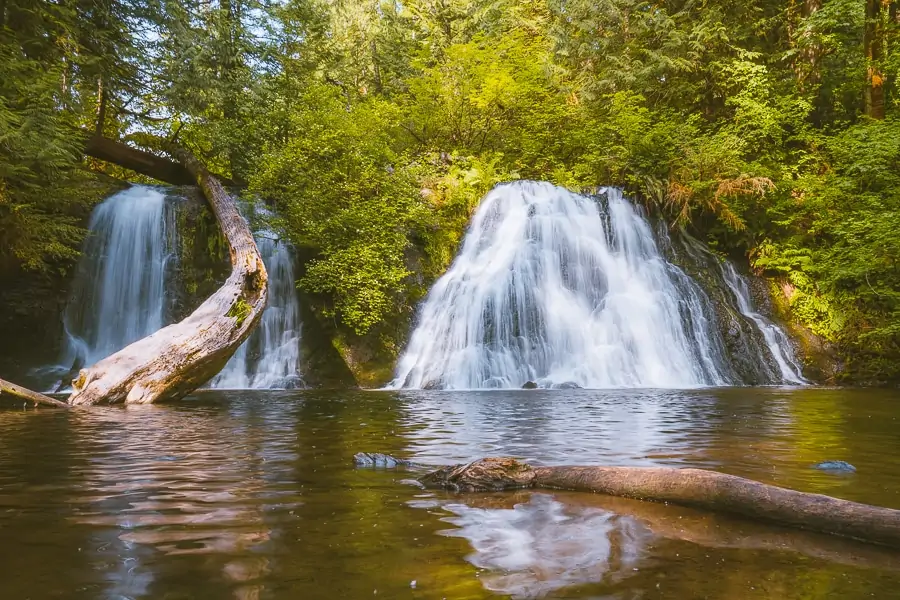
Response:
58,185,175,376
211,210,303,389
45,186,302,392
720,262,807,384
391,181,803,390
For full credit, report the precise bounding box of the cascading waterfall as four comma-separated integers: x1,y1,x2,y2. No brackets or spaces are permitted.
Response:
392,181,804,390
58,185,175,376
46,186,303,392
211,208,303,389
720,262,807,384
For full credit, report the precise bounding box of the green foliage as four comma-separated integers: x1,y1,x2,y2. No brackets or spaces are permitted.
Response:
5,0,900,381
227,296,253,327
251,86,426,334
754,119,900,381
0,38,89,272
226,0,900,379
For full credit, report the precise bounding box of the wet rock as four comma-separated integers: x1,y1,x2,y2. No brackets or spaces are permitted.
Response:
522,381,539,389
354,452,414,469
813,460,856,473
554,381,582,390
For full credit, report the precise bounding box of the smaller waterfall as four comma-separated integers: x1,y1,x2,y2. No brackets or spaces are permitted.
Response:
212,210,303,389
720,263,807,384
58,186,175,376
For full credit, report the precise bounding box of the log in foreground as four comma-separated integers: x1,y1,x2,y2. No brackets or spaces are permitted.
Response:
67,141,268,405
413,457,900,548
0,378,70,408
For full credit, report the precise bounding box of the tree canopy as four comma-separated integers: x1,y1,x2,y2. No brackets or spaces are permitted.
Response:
2,0,899,382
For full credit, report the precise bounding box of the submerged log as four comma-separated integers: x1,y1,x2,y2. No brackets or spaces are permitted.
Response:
409,457,900,547
0,378,70,408
67,140,268,405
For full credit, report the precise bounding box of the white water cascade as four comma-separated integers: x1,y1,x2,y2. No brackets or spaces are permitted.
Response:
47,187,303,392
59,185,175,374
211,213,303,389
720,262,807,384
392,181,803,390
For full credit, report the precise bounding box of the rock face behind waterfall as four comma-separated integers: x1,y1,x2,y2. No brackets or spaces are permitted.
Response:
391,181,808,390
660,231,806,385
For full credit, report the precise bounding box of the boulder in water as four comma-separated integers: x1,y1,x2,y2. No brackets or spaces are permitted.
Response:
522,381,538,389
814,460,856,473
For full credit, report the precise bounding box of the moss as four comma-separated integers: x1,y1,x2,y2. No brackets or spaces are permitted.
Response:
170,189,230,321
766,277,843,383
226,296,253,327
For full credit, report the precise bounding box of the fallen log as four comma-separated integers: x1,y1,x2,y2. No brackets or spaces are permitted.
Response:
84,135,194,186
67,140,268,405
0,378,70,408
363,454,900,548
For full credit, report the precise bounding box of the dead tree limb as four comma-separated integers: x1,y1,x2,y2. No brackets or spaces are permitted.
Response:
0,378,70,408
410,457,900,548
67,139,268,405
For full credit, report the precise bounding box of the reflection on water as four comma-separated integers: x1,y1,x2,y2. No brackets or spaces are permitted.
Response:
439,493,650,598
0,388,899,599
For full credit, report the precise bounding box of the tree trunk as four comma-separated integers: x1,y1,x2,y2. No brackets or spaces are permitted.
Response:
797,0,823,88
84,135,194,185
67,140,268,405
0,378,70,408
415,457,900,547
95,77,108,137
865,0,887,119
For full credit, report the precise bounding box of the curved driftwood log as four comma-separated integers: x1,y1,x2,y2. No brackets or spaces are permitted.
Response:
67,144,267,405
411,457,900,547
0,378,70,408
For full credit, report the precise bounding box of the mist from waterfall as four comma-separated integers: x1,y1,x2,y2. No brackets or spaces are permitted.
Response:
391,181,804,390
211,209,303,389
58,185,175,376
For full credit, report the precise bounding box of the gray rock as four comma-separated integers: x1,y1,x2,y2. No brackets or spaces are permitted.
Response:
813,460,856,473
354,452,414,469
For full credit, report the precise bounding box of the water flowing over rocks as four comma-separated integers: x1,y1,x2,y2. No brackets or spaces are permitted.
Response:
212,204,303,389
391,182,805,390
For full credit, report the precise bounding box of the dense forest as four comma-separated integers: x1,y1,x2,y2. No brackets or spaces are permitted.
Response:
1,0,899,384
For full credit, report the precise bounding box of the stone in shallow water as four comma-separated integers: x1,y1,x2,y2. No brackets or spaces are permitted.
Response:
553,381,582,390
522,381,538,389
353,452,411,468
813,460,856,472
